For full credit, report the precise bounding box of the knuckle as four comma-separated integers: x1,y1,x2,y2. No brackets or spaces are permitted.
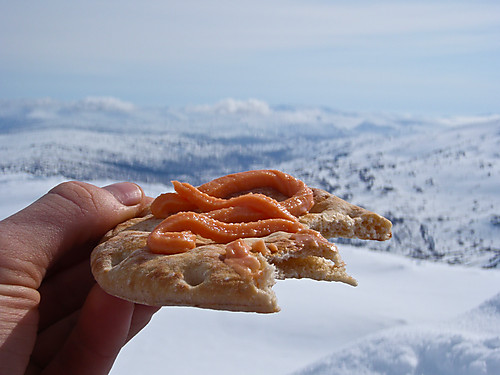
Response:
48,181,100,218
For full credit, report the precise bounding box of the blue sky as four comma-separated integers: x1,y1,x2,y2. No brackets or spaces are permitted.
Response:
1,0,499,115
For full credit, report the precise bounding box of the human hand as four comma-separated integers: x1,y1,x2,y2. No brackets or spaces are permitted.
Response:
0,181,159,375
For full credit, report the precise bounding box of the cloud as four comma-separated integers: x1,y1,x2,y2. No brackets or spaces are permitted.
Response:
190,98,271,115
1,1,498,115
1,1,499,65
65,97,136,114
0,97,136,131
437,114,500,127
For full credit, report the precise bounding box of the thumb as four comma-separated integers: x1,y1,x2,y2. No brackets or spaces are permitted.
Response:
0,181,149,289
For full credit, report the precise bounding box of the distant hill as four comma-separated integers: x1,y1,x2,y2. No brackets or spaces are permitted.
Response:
1,97,499,267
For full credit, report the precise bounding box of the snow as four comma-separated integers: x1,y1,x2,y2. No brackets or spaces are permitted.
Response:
1,174,499,375
294,292,500,375
3,98,499,266
109,248,500,375
2,98,500,374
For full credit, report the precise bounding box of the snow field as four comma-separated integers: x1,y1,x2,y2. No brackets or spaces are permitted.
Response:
1,173,499,375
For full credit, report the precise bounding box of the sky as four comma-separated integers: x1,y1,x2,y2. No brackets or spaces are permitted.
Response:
1,0,500,115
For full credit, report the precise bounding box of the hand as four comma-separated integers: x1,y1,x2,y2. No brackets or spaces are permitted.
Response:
0,181,159,375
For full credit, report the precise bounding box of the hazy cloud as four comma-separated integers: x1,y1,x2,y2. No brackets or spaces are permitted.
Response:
65,97,136,113
1,1,499,114
2,1,499,64
191,98,271,115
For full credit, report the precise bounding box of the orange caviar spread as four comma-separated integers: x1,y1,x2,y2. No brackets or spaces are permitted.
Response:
291,229,331,248
223,239,262,278
147,170,314,255
251,238,274,256
147,212,302,253
151,169,313,218
147,230,196,255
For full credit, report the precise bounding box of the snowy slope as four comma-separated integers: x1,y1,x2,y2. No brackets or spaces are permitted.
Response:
111,247,500,375
1,160,499,374
278,119,500,267
293,292,500,375
1,97,499,268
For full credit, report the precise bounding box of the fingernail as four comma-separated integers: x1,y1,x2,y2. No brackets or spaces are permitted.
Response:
104,182,144,206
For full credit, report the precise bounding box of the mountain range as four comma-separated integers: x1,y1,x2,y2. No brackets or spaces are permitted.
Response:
1,97,499,268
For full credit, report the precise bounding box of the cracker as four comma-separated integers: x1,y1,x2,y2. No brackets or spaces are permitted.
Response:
91,183,391,313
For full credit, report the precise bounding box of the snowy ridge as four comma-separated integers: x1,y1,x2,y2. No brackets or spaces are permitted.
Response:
1,142,500,375
293,292,500,375
1,97,499,267
279,120,500,268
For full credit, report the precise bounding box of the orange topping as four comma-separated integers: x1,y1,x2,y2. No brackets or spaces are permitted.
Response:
225,239,253,258
151,170,314,218
172,181,297,221
204,206,267,223
150,192,191,218
251,239,271,256
291,229,331,248
267,243,279,253
150,212,302,244
224,239,261,278
148,170,313,255
147,230,197,254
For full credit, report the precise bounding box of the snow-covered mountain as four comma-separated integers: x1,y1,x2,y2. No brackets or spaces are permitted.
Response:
1,97,500,375
1,97,499,268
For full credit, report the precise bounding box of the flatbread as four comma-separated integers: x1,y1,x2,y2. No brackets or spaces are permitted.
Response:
91,187,392,313
300,188,392,241
91,229,278,313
